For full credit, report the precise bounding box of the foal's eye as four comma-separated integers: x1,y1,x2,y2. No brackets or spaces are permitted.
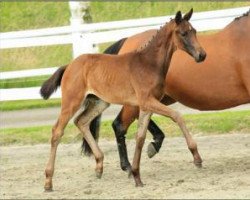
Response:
181,31,188,37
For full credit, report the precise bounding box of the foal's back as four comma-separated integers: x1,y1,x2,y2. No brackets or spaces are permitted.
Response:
63,52,140,105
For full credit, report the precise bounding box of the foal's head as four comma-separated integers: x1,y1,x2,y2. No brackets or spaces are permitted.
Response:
172,9,206,62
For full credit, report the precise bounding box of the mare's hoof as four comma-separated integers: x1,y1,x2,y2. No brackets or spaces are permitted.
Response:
95,171,103,179
147,143,158,158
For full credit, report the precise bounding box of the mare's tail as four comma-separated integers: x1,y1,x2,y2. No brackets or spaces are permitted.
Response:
40,65,67,100
81,38,127,156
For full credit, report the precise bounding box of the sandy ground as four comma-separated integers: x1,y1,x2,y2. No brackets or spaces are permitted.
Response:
1,133,250,199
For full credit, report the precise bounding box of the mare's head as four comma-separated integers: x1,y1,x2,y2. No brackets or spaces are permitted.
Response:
172,9,206,62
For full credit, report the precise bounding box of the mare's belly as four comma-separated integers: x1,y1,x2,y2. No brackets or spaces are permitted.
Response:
166,81,249,110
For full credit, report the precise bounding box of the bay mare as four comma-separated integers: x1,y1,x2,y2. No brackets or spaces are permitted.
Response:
40,10,206,190
86,10,250,172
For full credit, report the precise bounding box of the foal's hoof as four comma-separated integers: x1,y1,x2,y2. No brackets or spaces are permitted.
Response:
95,171,103,179
194,162,202,168
147,142,158,158
194,160,203,168
135,182,145,187
44,182,53,192
127,169,133,179
44,187,53,192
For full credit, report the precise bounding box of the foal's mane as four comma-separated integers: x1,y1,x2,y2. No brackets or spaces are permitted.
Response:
136,21,170,52
234,9,250,21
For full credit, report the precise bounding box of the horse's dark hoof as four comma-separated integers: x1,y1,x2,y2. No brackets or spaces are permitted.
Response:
147,142,158,158
95,171,103,179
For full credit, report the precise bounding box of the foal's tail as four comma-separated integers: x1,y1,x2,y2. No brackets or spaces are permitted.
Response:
40,65,67,100
81,38,127,156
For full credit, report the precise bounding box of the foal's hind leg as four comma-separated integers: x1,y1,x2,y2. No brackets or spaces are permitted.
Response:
74,98,110,178
142,97,202,167
44,92,85,191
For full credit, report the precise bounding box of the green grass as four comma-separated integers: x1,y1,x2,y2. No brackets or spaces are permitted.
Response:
90,2,250,22
1,2,70,32
0,75,50,89
0,99,61,111
0,45,72,72
1,1,249,72
0,110,249,146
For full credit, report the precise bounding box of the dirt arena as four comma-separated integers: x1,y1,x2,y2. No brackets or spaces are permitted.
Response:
1,133,250,199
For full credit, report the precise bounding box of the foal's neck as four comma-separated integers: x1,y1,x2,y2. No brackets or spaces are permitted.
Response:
139,21,176,76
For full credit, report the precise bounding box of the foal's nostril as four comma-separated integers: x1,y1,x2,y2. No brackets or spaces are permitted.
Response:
198,52,206,62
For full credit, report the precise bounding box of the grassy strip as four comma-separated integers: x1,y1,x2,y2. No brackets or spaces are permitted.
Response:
0,99,61,111
0,75,50,89
0,110,249,146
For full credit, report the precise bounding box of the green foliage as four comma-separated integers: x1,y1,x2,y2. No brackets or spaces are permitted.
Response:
0,111,249,146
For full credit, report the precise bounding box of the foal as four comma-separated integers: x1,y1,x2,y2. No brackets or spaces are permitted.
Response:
41,9,206,190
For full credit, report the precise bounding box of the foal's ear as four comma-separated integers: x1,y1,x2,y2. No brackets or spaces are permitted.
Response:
175,11,182,25
183,8,193,21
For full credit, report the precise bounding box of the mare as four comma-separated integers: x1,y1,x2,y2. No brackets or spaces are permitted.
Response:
85,9,250,172
40,9,206,190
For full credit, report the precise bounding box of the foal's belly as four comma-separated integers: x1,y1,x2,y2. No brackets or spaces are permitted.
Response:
87,87,138,106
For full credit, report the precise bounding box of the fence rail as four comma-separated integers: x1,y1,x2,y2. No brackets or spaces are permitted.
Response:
0,6,249,101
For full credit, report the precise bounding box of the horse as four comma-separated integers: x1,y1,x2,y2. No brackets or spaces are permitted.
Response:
40,9,206,190
84,9,250,173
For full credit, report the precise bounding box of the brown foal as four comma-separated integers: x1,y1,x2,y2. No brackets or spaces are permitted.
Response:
40,9,206,190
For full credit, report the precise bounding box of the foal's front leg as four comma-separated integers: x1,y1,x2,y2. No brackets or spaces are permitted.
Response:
131,111,152,187
143,97,202,167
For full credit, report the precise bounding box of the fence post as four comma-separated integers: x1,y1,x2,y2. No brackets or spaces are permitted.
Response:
69,1,95,58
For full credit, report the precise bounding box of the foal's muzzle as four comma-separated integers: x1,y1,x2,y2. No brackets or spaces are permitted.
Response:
194,49,206,63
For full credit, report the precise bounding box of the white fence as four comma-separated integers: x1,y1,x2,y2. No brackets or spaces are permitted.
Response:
0,6,249,101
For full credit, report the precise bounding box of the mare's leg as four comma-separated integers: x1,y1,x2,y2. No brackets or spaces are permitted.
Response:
74,97,110,178
112,95,176,172
44,90,85,191
131,110,152,187
147,95,176,158
112,105,139,172
142,97,202,167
